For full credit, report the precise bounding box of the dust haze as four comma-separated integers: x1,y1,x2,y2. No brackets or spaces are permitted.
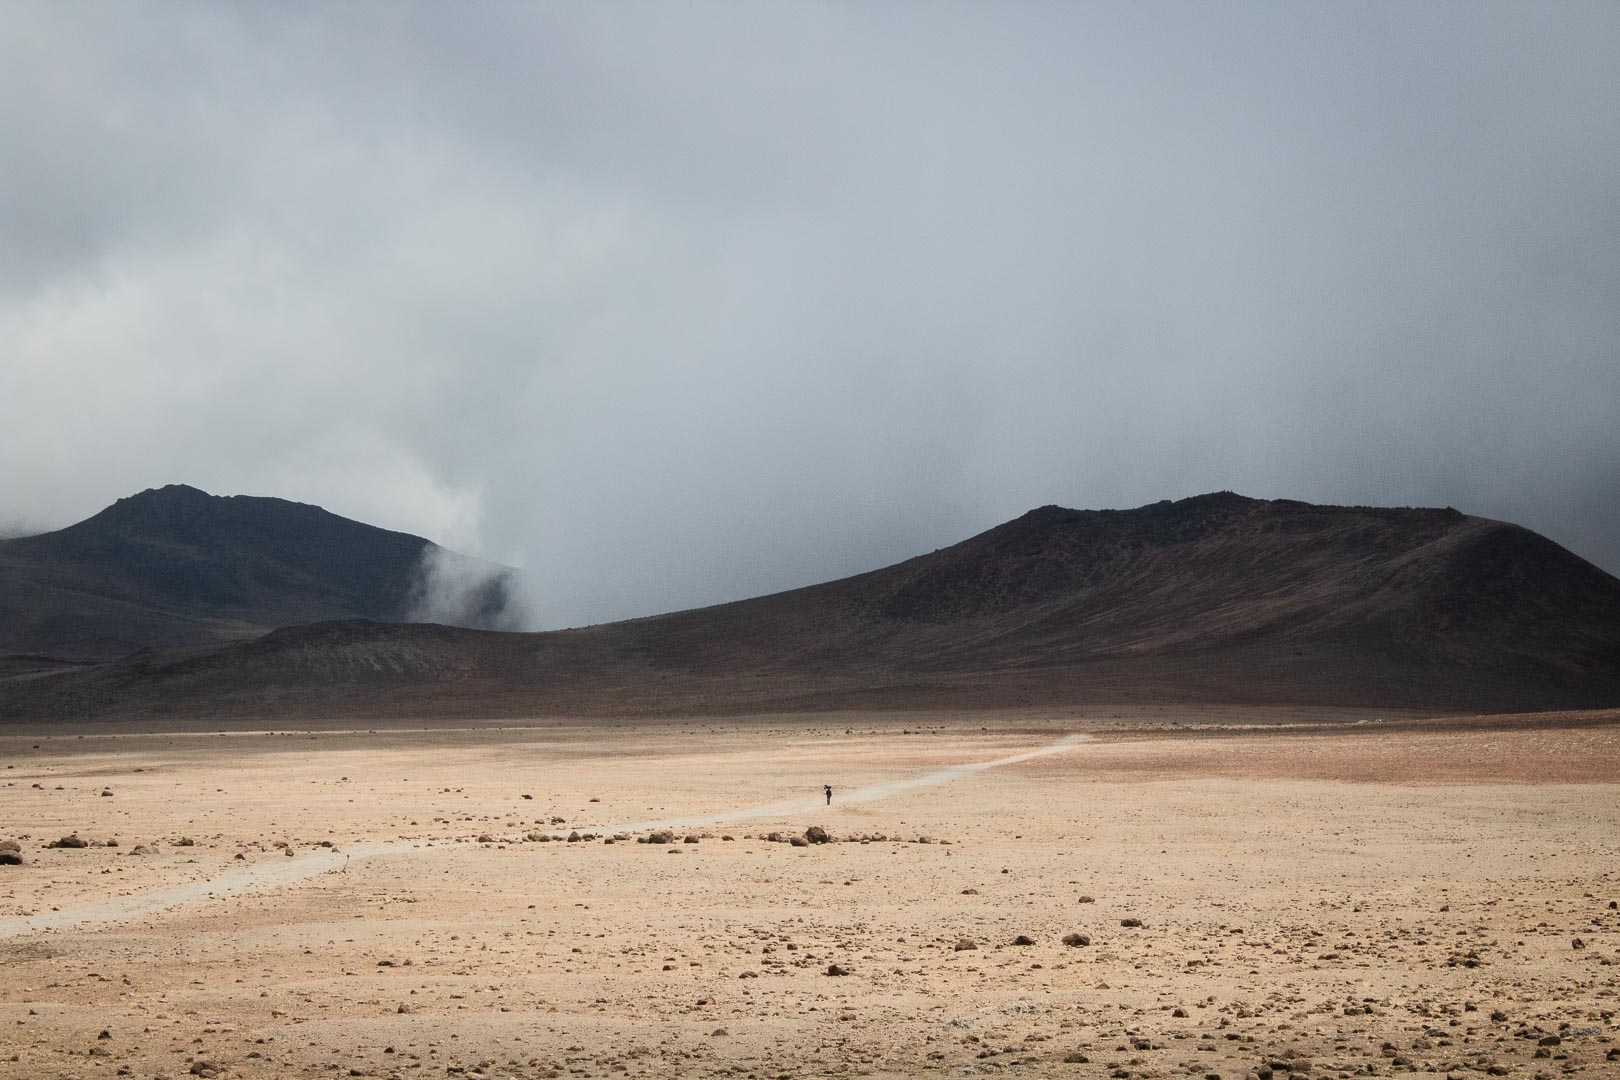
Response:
2,4,1617,629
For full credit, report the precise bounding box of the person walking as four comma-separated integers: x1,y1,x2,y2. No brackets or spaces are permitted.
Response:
824,784,833,806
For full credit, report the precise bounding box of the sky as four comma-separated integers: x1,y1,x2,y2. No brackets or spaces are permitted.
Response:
3,2,1618,630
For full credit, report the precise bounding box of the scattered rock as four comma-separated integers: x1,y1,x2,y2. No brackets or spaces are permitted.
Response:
954,938,978,951
1572,937,1586,950
1061,933,1091,947
825,964,850,976
790,836,810,847
48,834,89,849
683,835,699,844
1012,934,1036,946
805,825,830,844
1120,918,1143,928
646,831,674,845
1077,895,1095,903
477,834,495,843
175,837,195,847
961,888,979,895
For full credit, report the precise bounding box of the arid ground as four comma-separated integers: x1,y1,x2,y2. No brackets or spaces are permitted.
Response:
2,708,1617,1080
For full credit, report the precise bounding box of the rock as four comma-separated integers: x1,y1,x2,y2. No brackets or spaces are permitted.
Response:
805,826,830,844
104,838,118,847
1061,933,1091,947
175,837,195,847
567,831,581,843
765,831,784,843
954,938,978,951
129,845,153,856
0,851,20,866
1172,1007,1189,1018
48,834,89,849
1120,918,1143,928
1572,937,1586,950
1077,895,1095,903
825,964,850,976
521,793,533,799
477,834,495,843
961,888,979,895
234,853,246,861
100,789,114,797
710,1028,729,1037
1063,1052,1090,1064
684,835,699,844
1012,934,1036,946
646,831,673,845
790,836,810,847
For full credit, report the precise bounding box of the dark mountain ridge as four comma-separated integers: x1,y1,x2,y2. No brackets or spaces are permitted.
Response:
4,490,1618,722
0,484,520,659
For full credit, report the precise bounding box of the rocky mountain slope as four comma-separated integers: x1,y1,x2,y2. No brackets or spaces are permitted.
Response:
0,484,520,659
4,491,1619,721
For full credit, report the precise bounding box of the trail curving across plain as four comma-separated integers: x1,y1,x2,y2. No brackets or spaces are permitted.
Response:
0,733,1090,938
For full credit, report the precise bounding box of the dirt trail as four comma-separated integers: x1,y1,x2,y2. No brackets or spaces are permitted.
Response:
0,734,1089,938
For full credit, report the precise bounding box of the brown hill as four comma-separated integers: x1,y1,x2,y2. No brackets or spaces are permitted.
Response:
0,484,521,659
4,492,1619,722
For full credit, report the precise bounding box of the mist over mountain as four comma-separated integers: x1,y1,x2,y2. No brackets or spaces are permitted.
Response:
4,490,1617,722
0,484,529,659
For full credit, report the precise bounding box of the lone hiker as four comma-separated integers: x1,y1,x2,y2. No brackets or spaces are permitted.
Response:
824,784,833,806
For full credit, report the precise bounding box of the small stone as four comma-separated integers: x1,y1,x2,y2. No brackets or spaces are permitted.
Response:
1120,918,1143,928
1061,933,1091,947
954,938,978,951
1012,934,1036,946
826,964,850,976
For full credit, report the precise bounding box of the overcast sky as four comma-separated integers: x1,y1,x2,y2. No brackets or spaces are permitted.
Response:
3,3,1618,629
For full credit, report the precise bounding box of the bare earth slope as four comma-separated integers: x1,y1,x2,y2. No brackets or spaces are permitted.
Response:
5,493,1618,722
0,485,519,659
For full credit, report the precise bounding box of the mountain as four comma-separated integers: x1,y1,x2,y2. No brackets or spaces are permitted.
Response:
0,484,523,659
4,491,1619,722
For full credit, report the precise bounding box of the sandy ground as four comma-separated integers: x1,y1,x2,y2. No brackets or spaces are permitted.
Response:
1,709,1617,1080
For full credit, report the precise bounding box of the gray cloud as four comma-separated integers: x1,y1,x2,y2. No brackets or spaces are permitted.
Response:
2,2,1617,628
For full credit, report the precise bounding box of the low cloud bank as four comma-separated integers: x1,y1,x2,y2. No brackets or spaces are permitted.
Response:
408,545,536,632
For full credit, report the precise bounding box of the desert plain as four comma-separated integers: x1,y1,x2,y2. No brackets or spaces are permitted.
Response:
2,707,1618,1080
